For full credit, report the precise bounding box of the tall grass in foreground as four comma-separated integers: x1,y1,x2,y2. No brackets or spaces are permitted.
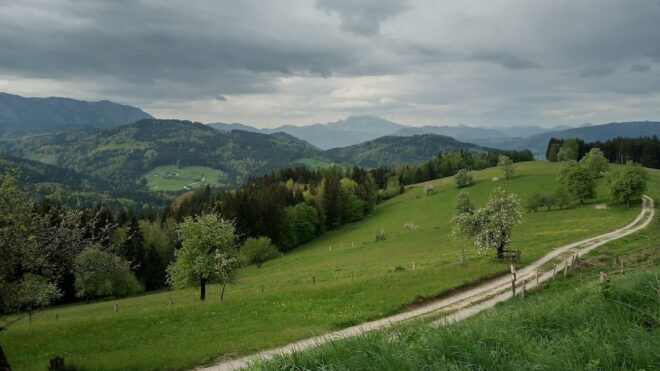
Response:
256,268,660,370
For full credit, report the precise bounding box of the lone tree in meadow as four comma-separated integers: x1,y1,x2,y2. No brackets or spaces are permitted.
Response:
580,148,609,178
455,168,473,188
498,155,515,180
608,161,649,207
451,188,525,259
167,213,240,301
558,161,596,204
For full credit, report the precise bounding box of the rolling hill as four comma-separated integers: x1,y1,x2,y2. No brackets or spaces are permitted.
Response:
0,119,330,190
325,134,492,167
0,92,152,132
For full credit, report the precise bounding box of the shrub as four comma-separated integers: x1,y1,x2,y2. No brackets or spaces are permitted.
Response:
375,228,388,242
554,186,575,209
240,237,279,267
454,169,473,188
74,247,143,299
526,193,543,212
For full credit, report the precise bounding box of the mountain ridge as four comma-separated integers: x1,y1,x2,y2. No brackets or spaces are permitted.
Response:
0,92,153,132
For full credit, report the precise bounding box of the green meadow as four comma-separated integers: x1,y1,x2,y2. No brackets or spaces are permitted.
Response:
292,157,338,169
144,165,227,192
1,161,655,370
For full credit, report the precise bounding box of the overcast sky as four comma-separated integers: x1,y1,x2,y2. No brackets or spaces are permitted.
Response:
1,0,659,128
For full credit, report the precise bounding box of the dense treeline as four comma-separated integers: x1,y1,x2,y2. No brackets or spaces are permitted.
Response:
546,136,660,169
393,149,533,185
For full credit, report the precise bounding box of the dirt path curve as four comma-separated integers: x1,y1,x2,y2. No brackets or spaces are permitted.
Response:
199,196,655,371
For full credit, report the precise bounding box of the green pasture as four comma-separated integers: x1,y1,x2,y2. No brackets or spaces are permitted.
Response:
143,165,226,192
1,161,656,370
292,157,338,169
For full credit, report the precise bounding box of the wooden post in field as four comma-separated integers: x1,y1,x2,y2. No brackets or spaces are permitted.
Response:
412,260,416,271
55,313,59,321
563,260,569,277
114,303,119,313
312,275,316,286
510,264,517,296
535,268,539,287
169,295,173,305
620,258,624,275
552,264,557,280
521,279,526,299
600,271,607,284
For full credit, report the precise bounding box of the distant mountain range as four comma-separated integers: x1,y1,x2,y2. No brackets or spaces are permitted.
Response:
211,115,405,149
0,92,152,132
206,115,580,151
207,116,660,160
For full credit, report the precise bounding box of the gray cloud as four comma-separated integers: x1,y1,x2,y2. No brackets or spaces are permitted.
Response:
315,0,409,36
0,0,659,127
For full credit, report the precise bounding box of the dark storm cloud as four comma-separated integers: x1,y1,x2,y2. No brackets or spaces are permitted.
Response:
0,0,659,126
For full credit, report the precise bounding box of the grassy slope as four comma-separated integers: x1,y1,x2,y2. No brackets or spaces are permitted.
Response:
144,165,227,192
258,167,660,370
0,162,645,370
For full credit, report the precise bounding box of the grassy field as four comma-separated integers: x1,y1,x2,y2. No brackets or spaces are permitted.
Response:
292,157,338,169
143,165,227,192
257,165,660,370
258,224,660,370
1,161,654,370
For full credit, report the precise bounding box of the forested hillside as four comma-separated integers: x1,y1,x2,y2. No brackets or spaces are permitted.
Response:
547,136,660,169
325,134,494,167
0,92,152,132
498,121,660,159
0,119,330,190
0,155,169,210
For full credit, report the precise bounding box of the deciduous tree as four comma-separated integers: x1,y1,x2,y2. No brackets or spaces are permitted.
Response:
454,169,473,188
608,161,649,207
451,188,525,259
166,213,239,301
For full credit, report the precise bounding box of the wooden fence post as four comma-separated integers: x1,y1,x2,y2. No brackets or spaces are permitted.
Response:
563,260,569,277
535,267,539,286
412,260,416,271
510,264,517,296
620,258,624,275
552,264,557,280
114,304,119,313
312,275,316,286
521,279,526,299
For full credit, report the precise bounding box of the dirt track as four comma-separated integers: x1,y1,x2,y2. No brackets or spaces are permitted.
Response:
198,196,655,371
